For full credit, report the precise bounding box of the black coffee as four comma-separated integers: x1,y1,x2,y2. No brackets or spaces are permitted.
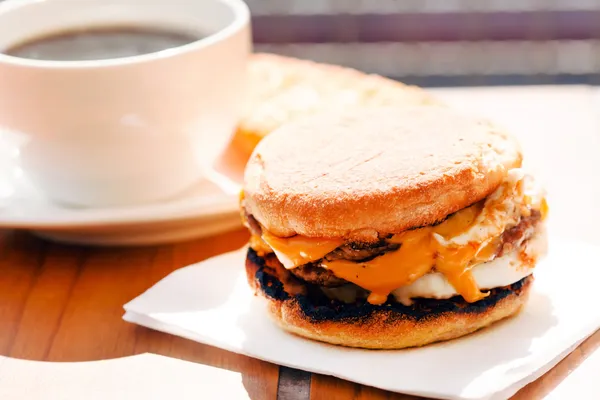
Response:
4,26,201,61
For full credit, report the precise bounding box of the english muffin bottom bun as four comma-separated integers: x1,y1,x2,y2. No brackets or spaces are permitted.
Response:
241,106,548,349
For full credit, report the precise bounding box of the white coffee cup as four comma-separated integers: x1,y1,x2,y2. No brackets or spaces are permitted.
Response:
0,0,251,207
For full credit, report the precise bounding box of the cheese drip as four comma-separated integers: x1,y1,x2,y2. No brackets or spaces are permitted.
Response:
261,232,344,267
321,203,488,304
250,169,547,306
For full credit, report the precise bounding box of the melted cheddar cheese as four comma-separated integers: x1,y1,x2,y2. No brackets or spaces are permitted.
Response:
261,232,344,267
247,169,547,305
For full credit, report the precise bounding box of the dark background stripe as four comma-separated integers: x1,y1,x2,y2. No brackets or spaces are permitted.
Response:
385,73,600,88
252,11,600,43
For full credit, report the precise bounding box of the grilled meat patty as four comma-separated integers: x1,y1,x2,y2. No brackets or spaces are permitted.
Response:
288,263,348,287
497,210,541,257
290,240,400,287
325,239,401,262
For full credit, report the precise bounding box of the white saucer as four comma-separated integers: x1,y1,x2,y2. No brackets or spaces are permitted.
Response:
0,140,248,246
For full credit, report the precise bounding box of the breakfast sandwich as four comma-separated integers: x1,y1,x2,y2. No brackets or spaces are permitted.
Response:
240,106,548,349
234,53,439,154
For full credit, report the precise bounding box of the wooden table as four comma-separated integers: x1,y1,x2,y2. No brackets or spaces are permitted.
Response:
1,86,600,399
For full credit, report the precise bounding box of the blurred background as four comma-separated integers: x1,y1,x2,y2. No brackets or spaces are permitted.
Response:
247,0,600,87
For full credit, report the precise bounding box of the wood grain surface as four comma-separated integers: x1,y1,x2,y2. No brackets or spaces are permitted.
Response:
0,228,279,399
0,227,598,399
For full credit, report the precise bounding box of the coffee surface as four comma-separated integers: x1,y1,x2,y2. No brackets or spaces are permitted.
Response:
4,26,200,61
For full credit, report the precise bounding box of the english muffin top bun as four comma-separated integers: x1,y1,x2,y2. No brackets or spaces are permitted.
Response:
241,105,547,349
243,106,522,240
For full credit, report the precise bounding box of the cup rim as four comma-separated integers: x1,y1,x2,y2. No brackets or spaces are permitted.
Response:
0,0,250,69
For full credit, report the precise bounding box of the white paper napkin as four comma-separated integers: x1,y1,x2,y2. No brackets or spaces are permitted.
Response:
123,236,600,400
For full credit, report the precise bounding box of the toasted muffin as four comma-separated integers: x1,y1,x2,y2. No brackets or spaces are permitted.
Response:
240,106,548,349
234,53,440,154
